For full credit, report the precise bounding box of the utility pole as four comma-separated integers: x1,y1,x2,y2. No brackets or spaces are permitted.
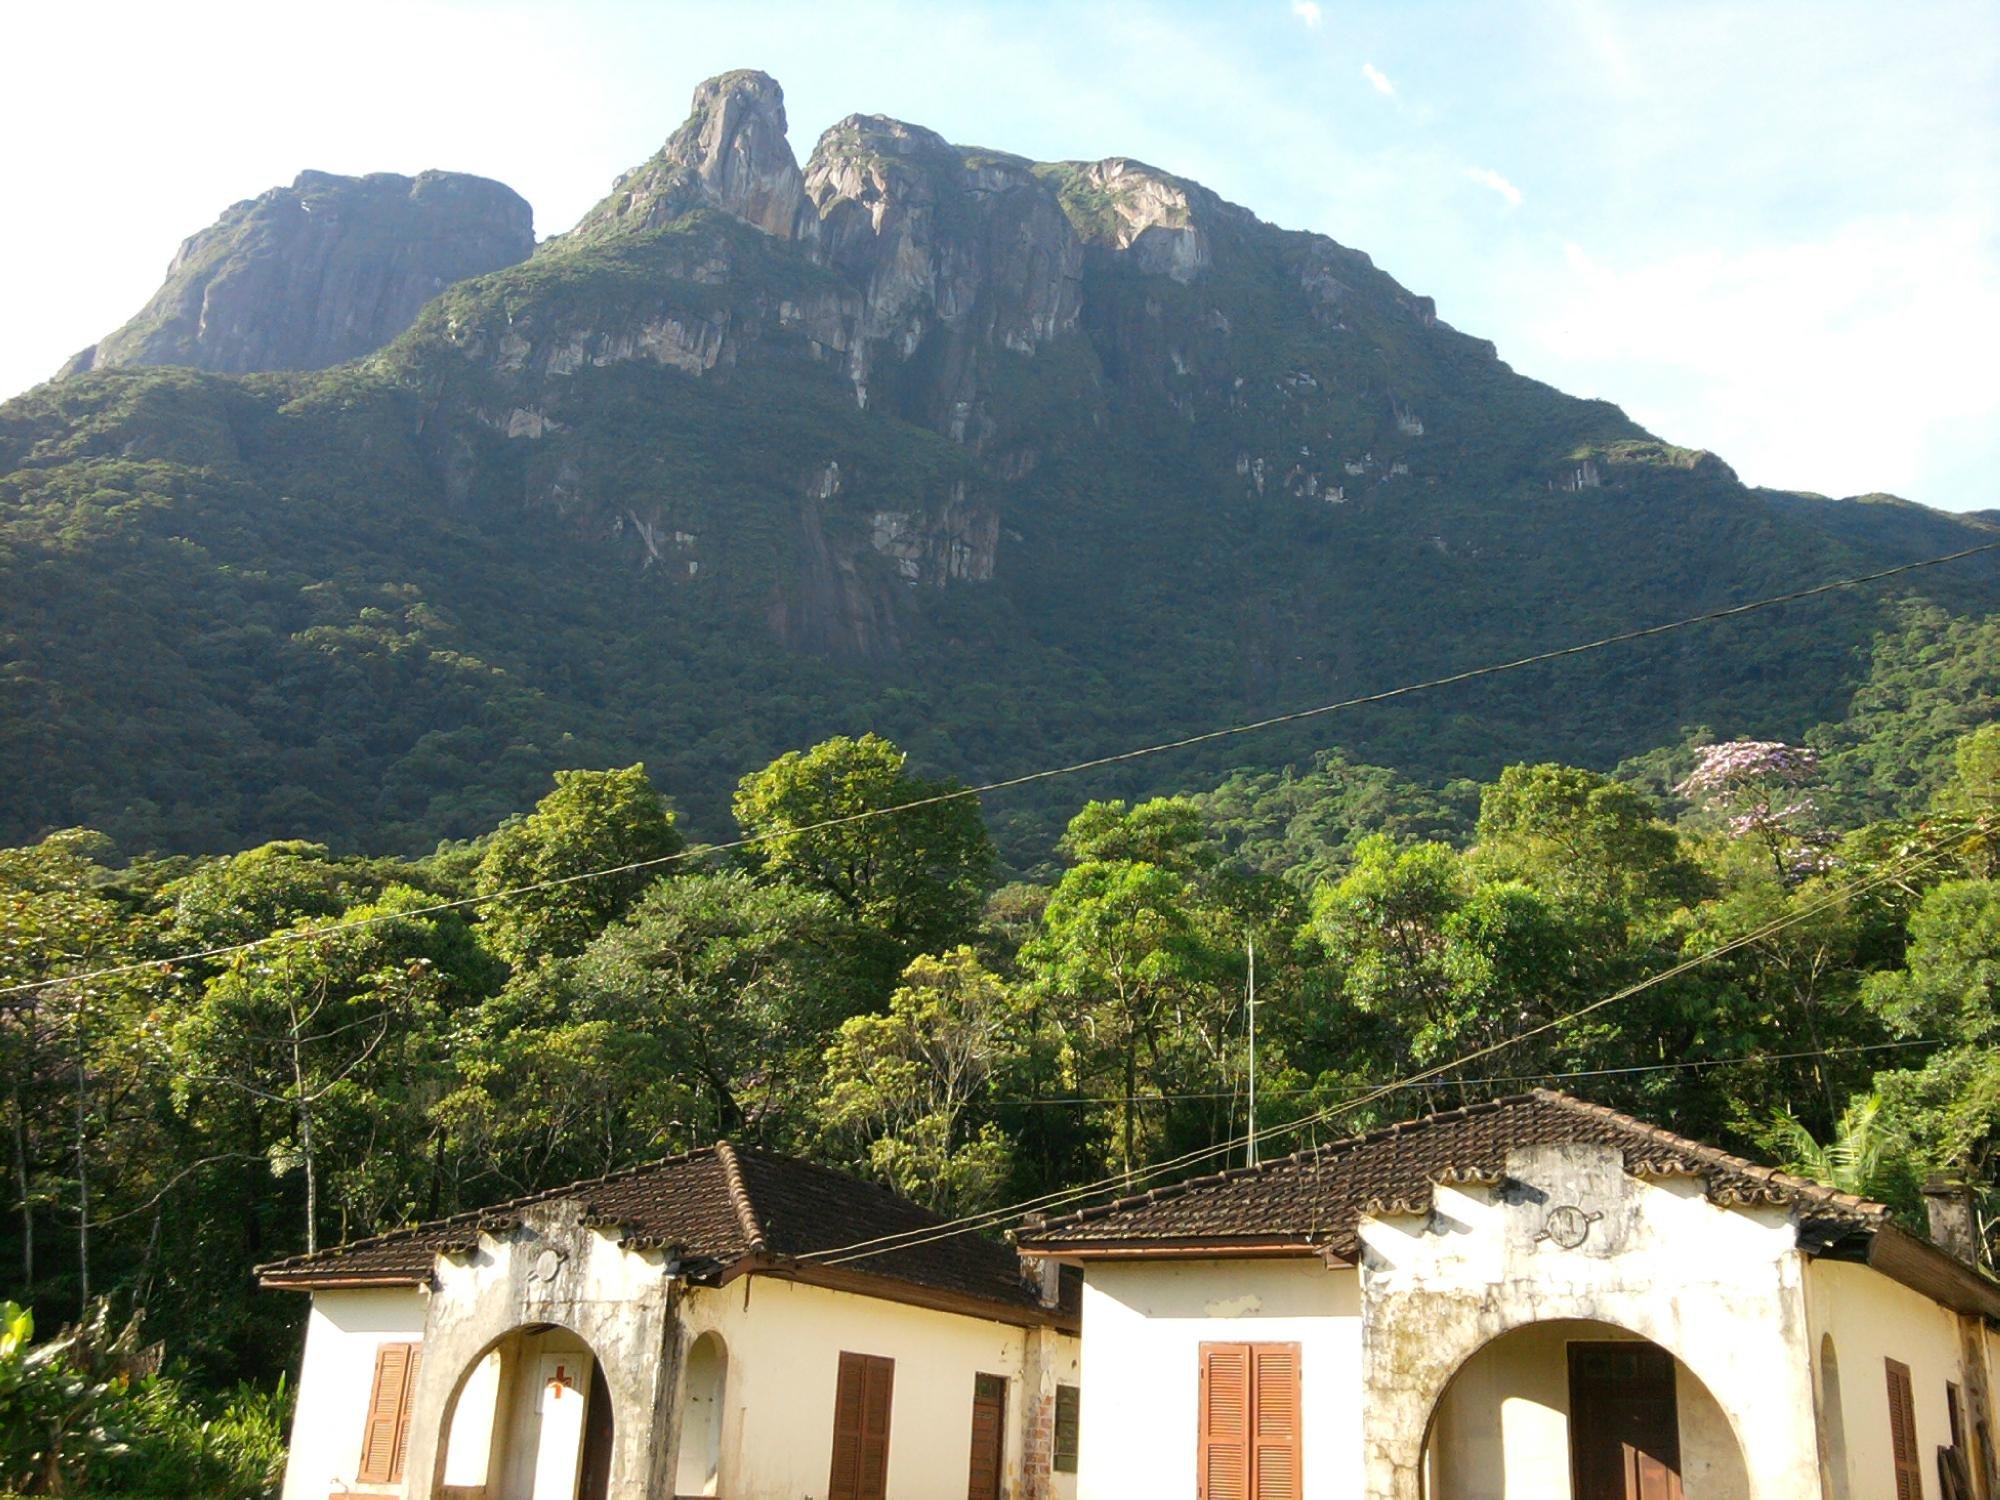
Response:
1246,932,1258,1168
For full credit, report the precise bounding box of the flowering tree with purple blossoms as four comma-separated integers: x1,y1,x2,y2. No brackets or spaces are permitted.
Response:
1676,740,1836,884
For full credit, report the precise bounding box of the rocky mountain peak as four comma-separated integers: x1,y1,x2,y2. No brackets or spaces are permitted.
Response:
58,169,532,379
566,69,811,244
1045,157,1239,284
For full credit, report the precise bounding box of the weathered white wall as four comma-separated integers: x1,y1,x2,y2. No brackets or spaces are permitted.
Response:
280,1286,428,1500
1073,1257,1362,1499
1425,1317,1747,1499
403,1201,678,1500
1806,1257,1986,1500
1358,1146,1811,1499
676,1275,1079,1500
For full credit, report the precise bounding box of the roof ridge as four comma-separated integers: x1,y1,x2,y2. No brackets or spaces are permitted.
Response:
714,1141,768,1253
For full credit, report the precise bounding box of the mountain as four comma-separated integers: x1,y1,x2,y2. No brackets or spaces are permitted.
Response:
57,169,533,378
2,71,1994,860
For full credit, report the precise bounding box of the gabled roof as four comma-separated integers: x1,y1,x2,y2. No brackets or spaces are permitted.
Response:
258,1143,1071,1328
1020,1089,1887,1260
1016,1088,2000,1319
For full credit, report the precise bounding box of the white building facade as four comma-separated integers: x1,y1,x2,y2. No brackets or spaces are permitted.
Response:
262,1143,1079,1500
1017,1089,2000,1500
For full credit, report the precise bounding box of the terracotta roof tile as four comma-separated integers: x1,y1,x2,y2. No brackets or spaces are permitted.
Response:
1016,1089,1890,1261
256,1144,1048,1316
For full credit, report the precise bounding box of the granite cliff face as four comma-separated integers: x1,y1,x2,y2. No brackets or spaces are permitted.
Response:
60,170,532,378
566,69,812,245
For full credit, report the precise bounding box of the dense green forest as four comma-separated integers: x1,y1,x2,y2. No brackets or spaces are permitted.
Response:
5,600,2000,1493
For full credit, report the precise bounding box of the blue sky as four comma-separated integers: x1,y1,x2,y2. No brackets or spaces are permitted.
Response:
4,0,1995,509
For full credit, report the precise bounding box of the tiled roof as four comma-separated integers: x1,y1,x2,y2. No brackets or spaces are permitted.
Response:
257,1143,1052,1318
1016,1089,1891,1262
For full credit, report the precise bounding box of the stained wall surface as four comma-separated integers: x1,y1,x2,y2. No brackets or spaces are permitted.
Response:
279,1286,428,1500
676,1274,1080,1500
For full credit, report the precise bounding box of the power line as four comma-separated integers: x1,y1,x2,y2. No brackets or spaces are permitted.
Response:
3,536,1995,1003
995,1037,1946,1106
805,816,1985,1267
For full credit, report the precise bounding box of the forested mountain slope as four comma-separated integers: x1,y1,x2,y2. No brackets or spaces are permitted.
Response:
2,70,1994,859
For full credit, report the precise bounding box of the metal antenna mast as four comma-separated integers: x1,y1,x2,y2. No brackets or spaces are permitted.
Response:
1246,931,1258,1167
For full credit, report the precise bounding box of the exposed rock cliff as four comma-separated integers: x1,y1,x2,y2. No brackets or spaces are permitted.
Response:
804,117,1084,434
61,171,532,377
565,69,812,244
1042,157,1233,283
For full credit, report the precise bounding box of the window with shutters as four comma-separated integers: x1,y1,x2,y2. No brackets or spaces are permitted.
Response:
356,1340,422,1485
828,1351,895,1500
1053,1382,1081,1474
1886,1358,1922,1500
1198,1342,1300,1500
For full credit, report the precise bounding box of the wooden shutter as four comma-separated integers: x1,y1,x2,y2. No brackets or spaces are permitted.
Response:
1887,1358,1923,1500
1200,1344,1251,1500
1053,1382,1081,1474
1200,1343,1301,1500
357,1341,421,1484
1251,1344,1301,1500
829,1351,895,1500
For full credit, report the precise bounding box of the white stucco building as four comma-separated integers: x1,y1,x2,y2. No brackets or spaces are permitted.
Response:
259,1143,1080,1500
1015,1088,2000,1500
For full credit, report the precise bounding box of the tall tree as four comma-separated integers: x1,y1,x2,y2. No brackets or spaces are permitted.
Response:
819,947,1027,1213
473,765,683,966
734,735,994,983
1023,802,1234,1181
441,871,847,1192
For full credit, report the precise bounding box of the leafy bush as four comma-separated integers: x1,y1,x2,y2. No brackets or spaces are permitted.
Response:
0,1302,288,1499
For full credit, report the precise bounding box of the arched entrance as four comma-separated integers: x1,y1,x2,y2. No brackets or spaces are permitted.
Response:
435,1323,617,1500
1420,1319,1749,1500
675,1332,728,1497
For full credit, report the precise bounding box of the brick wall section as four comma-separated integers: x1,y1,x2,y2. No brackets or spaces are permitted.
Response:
1021,1390,1056,1500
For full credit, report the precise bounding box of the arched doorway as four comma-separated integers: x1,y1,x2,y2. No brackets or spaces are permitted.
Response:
435,1323,617,1500
1420,1319,1749,1499
675,1332,728,1497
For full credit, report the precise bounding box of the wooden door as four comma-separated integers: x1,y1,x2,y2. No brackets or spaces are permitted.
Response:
577,1359,614,1500
829,1351,895,1500
966,1372,1007,1500
1569,1342,1683,1500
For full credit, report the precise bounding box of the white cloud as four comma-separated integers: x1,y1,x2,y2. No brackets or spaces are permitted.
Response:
1361,62,1395,97
1464,166,1523,207
1289,0,1322,27
1519,215,2000,504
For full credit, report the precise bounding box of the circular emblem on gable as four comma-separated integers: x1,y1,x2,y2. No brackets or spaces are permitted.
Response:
1537,1204,1602,1249
531,1247,566,1283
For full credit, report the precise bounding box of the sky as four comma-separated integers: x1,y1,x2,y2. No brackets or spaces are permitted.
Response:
3,0,1995,510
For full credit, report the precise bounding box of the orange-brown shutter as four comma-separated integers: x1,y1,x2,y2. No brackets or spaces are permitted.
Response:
1887,1358,1922,1500
1199,1343,1301,1500
1251,1343,1302,1500
1200,1344,1251,1500
392,1345,422,1483
829,1351,895,1500
357,1341,419,1484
